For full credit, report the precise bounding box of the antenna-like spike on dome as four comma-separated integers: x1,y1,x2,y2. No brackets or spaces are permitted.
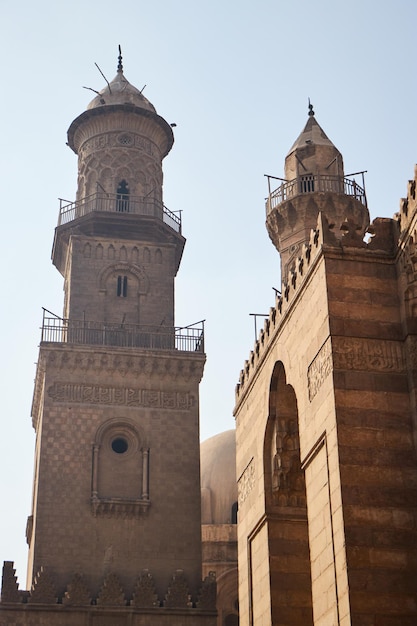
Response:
117,45,123,73
308,98,315,117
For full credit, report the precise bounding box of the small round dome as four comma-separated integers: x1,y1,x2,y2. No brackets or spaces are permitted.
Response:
87,70,156,113
200,430,237,524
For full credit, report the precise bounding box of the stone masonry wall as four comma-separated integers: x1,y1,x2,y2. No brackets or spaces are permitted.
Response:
28,343,205,600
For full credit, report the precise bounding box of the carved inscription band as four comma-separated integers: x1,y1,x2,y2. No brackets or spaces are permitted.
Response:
80,132,157,159
308,336,405,401
308,338,332,401
48,382,193,410
238,458,255,505
333,337,404,372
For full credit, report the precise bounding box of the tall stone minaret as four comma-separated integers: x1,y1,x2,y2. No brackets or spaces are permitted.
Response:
1,52,216,623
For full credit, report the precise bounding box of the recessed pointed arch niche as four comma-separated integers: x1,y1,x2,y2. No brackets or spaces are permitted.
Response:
262,361,313,625
91,417,150,517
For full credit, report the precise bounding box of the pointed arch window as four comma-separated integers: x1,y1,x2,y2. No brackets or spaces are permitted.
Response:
116,180,130,212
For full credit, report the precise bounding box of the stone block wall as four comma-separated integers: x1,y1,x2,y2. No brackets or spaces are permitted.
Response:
235,211,417,625
28,343,205,600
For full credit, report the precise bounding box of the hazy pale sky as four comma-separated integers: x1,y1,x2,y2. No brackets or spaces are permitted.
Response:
1,0,416,587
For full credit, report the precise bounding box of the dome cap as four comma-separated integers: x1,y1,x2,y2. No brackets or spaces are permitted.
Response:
86,47,156,113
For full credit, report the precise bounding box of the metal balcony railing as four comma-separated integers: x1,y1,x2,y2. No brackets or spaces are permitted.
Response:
58,192,181,233
265,173,367,215
40,311,204,353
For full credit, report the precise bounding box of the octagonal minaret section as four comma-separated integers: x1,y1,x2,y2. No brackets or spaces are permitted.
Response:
266,104,370,277
52,54,183,329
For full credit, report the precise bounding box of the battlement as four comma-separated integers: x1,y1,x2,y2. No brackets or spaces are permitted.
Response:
1,561,216,613
234,210,401,406
397,165,417,240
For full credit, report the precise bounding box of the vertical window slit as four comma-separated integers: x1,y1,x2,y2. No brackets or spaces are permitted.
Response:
117,276,128,297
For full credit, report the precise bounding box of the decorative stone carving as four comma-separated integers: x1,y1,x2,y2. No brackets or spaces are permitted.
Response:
406,336,417,368
96,572,126,606
62,573,91,606
91,496,151,518
1,562,21,603
28,567,57,604
237,458,255,505
40,349,204,381
131,570,159,608
333,338,404,373
271,418,306,507
308,338,332,401
47,382,194,410
340,218,367,248
164,570,192,608
80,133,158,160
196,571,216,610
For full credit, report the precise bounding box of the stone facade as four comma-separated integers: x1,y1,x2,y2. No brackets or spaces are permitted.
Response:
234,115,417,625
0,56,216,626
3,56,417,626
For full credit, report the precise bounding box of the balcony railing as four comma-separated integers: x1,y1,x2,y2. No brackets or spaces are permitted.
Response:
40,311,204,353
266,173,367,215
58,192,182,233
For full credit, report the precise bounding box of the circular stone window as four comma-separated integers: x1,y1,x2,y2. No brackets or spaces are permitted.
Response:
111,437,129,454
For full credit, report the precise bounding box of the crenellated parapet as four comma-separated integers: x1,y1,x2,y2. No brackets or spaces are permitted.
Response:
0,561,216,612
397,165,417,237
235,211,400,404
397,167,417,288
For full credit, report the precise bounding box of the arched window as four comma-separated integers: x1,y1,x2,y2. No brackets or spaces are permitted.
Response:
116,180,130,212
91,419,150,517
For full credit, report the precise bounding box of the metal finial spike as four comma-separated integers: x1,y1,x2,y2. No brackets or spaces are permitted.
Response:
308,98,315,117
117,45,123,73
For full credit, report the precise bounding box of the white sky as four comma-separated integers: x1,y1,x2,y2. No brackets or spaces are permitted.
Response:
1,0,416,588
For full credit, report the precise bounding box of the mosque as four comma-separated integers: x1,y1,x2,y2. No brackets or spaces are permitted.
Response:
0,52,416,625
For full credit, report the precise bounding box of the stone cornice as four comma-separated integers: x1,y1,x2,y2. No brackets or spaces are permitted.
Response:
31,344,205,429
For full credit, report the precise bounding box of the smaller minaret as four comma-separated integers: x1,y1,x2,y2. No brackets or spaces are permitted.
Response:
266,103,369,277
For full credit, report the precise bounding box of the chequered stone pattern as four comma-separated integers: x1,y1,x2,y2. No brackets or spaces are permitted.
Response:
29,343,206,601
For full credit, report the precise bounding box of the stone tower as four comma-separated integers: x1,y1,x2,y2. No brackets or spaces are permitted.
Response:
266,104,369,278
234,109,417,625
0,53,216,625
